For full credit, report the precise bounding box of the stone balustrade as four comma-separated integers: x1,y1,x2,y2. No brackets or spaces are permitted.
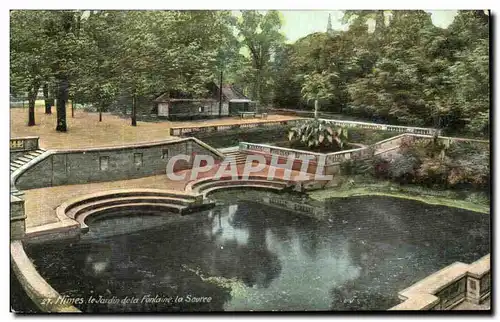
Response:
239,142,322,163
325,147,368,165
390,254,490,310
10,136,39,152
170,117,442,137
319,119,440,136
238,131,489,172
262,196,324,217
170,119,301,136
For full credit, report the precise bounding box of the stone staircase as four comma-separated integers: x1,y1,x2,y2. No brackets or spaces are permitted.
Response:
219,146,249,165
185,175,291,197
10,149,46,173
10,149,46,198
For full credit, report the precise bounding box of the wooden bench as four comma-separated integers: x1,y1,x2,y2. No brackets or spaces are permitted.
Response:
239,111,256,119
255,113,268,119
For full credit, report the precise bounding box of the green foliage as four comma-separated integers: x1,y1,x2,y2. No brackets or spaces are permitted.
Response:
340,149,376,176
272,10,489,136
10,10,489,138
390,138,489,189
237,10,285,104
10,10,239,126
300,71,338,118
346,128,397,145
288,119,347,152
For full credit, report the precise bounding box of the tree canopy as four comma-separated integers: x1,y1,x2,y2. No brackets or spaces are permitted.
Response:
10,10,489,136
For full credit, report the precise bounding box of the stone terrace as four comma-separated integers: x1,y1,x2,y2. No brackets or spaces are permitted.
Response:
10,107,300,149
22,164,311,230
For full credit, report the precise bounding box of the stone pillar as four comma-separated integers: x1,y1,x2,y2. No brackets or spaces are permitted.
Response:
10,195,26,240
466,277,481,304
466,254,490,304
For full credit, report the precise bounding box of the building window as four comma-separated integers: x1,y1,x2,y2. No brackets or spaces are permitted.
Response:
161,149,169,159
99,156,109,171
134,153,143,166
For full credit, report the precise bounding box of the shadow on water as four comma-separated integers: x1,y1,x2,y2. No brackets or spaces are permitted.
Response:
10,270,40,313
19,191,489,312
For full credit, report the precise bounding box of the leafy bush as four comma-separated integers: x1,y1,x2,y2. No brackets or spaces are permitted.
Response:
288,119,347,152
387,153,420,183
394,137,490,190
415,158,450,187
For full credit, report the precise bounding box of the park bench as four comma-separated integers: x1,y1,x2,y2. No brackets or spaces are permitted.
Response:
239,111,256,119
255,113,268,119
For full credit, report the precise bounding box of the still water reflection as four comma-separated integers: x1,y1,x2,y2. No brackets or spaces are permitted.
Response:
24,193,489,312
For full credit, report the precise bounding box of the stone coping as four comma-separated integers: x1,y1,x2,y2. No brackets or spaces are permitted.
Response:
391,255,490,310
11,195,23,203
398,262,470,299
389,294,440,311
11,136,40,140
47,136,187,153
10,240,80,312
468,254,490,278
10,150,51,188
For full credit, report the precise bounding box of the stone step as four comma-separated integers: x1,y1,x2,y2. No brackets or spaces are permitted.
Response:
195,179,287,194
66,196,196,220
202,184,284,197
26,151,43,158
224,156,248,161
10,165,19,172
25,151,42,158
224,151,241,156
11,189,24,196
11,160,25,167
17,156,33,163
76,203,189,232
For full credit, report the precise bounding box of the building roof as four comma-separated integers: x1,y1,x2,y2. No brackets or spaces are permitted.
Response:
229,99,253,103
221,85,247,101
153,83,249,103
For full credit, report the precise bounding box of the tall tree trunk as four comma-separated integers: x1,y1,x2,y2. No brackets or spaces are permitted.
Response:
43,83,51,114
131,94,137,126
27,82,40,126
314,99,319,119
56,77,68,132
219,70,223,117
71,98,75,118
255,68,261,103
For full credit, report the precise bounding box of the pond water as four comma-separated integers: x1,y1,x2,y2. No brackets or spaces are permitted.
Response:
20,193,489,312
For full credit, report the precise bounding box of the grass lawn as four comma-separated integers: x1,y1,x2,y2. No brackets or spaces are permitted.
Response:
308,178,490,214
10,106,300,150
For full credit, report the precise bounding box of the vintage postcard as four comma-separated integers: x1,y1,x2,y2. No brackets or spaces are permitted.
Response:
9,8,490,314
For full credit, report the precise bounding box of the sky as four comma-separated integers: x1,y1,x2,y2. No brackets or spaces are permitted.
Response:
270,10,459,43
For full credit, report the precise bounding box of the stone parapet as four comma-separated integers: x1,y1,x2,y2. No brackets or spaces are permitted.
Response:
390,255,490,310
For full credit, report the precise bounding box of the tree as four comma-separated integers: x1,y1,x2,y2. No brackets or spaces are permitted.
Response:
10,11,51,126
237,10,285,104
300,71,338,118
76,10,123,122
43,10,86,132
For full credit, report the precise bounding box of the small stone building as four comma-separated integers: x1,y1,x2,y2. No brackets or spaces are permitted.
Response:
153,83,255,120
